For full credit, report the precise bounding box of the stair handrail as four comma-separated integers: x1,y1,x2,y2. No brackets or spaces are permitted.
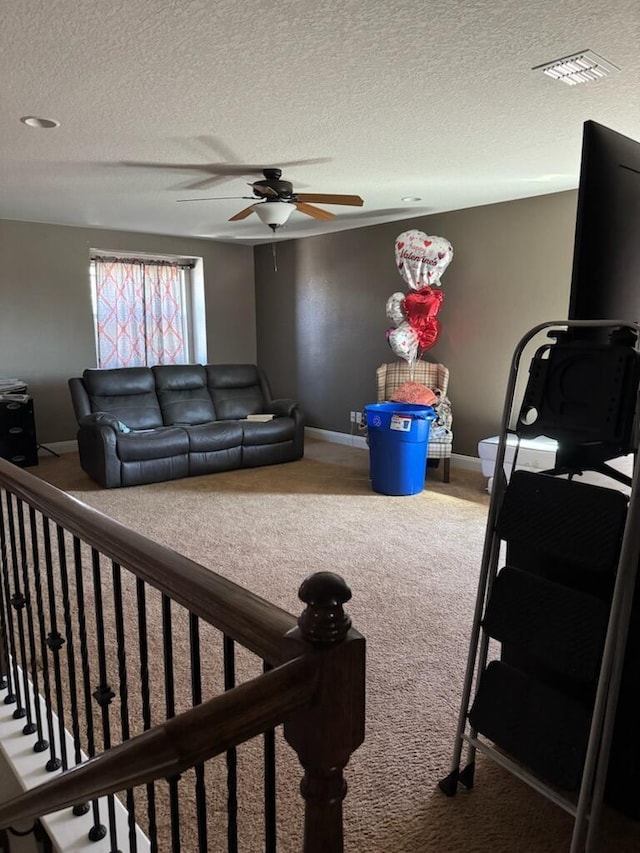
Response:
0,459,366,852
0,655,317,827
0,458,303,664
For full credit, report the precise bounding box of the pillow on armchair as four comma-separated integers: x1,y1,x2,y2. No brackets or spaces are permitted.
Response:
390,381,438,407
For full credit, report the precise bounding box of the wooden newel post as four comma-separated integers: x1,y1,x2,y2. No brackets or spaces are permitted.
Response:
284,571,366,853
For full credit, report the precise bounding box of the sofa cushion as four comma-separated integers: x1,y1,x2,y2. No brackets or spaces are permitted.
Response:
241,417,296,447
83,368,163,430
206,364,266,420
115,427,189,462
152,364,217,425
183,421,244,453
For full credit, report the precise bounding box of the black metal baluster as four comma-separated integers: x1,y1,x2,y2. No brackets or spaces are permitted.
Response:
7,498,38,735
263,660,277,853
0,492,24,717
224,634,238,853
112,562,137,853
0,626,7,691
4,493,32,727
91,549,121,852
41,517,68,771
0,491,16,703
27,509,61,771
72,537,105,836
189,613,208,851
34,819,54,852
56,525,83,769
162,594,181,853
15,499,48,751
136,578,157,852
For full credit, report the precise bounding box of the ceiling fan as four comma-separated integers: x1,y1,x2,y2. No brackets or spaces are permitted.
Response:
177,168,364,231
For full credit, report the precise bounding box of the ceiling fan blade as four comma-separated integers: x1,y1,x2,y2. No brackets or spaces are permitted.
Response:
176,196,256,203
179,175,230,191
178,158,332,176
295,193,364,207
294,202,336,221
118,161,220,172
115,156,333,182
229,205,256,221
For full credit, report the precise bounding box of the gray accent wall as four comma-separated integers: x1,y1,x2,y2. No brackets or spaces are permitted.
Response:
255,191,578,457
0,191,578,458
0,219,255,444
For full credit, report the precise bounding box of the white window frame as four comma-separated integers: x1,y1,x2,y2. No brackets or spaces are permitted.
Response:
89,251,207,367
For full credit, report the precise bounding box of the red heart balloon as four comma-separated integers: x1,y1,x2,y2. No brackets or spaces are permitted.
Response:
404,287,444,322
417,317,441,352
404,288,444,352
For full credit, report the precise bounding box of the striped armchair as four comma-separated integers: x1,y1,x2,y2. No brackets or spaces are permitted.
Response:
376,360,453,482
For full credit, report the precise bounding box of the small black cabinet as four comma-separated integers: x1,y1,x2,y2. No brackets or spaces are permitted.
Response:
0,397,38,467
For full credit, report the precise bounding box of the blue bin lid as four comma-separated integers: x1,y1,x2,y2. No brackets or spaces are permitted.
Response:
365,402,435,419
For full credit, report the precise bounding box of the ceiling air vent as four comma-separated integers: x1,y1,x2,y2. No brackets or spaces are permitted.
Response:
533,50,620,86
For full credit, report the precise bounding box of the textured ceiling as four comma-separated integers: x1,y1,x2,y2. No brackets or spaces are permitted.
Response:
2,0,639,245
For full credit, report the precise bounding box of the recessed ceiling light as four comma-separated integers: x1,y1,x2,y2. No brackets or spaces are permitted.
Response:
533,50,620,86
401,196,422,202
20,116,60,128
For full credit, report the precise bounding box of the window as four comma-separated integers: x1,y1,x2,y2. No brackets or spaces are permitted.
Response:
90,254,206,369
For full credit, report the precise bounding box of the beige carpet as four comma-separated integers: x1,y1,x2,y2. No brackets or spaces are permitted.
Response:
31,439,639,852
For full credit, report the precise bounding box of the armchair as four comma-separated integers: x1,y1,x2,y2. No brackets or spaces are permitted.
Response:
376,360,453,482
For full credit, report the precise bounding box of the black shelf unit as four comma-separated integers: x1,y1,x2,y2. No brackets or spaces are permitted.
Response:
0,397,38,467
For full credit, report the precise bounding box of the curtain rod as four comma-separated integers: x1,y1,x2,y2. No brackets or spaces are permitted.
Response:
92,255,195,269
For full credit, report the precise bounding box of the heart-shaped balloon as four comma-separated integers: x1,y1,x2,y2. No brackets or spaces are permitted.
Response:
404,287,444,325
416,317,441,352
404,289,444,351
395,230,453,290
387,321,419,364
385,291,406,327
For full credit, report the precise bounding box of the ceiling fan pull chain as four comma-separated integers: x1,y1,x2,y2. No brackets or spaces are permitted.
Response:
272,240,278,272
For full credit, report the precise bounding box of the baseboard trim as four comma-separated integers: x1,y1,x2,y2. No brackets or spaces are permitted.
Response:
305,427,482,472
305,426,369,450
451,453,482,473
38,439,78,456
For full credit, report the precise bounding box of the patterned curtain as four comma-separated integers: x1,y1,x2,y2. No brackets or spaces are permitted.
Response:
94,258,187,368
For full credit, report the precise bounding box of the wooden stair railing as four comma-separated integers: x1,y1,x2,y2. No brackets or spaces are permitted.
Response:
0,458,302,664
0,657,317,824
0,458,366,852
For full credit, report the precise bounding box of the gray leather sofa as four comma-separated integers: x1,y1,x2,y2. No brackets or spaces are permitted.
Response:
68,364,304,488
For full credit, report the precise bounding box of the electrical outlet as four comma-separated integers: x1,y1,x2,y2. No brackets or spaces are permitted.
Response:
355,411,363,425
350,411,356,422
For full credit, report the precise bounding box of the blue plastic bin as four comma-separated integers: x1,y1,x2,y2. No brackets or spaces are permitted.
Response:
365,402,435,495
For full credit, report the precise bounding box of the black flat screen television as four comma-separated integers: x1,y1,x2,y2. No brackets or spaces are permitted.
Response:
568,120,640,330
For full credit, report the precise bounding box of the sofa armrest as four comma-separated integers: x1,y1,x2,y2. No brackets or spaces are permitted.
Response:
267,398,298,418
76,416,122,488
78,412,131,432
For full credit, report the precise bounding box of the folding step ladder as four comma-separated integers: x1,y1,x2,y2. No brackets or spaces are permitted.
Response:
440,320,640,852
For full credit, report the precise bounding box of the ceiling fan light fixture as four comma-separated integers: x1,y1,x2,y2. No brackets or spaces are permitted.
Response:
253,201,295,230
